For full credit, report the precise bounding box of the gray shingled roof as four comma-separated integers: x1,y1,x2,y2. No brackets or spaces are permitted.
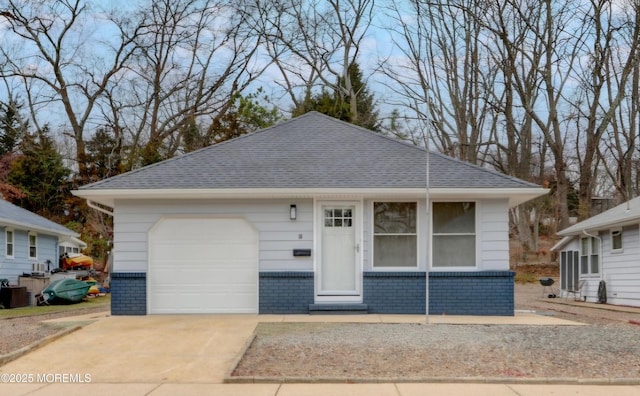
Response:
557,196,640,237
0,199,77,236
80,112,539,191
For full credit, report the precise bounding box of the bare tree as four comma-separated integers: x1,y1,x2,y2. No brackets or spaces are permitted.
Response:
114,0,264,166
255,0,375,123
0,0,138,179
587,0,640,206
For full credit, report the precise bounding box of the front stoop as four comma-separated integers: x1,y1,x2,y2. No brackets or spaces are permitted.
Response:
308,303,369,314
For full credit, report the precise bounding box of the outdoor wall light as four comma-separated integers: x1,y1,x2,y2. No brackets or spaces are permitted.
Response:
290,204,297,220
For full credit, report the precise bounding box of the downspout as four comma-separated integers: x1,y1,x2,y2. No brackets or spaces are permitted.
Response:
87,200,114,217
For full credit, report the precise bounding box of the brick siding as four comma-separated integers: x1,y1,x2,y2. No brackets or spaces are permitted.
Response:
259,272,314,314
364,271,515,316
110,272,147,315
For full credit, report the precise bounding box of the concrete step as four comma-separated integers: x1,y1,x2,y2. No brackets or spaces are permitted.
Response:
308,303,369,315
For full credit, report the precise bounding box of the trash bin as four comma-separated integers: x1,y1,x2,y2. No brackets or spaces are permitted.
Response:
0,286,29,308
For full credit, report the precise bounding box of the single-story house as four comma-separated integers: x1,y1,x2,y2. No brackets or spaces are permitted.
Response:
58,236,87,256
552,196,640,307
74,112,547,316
0,199,80,284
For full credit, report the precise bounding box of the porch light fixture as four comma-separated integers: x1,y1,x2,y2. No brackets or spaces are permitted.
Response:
290,204,297,220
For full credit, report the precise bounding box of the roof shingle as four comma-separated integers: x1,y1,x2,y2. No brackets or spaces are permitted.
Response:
0,199,77,236
80,112,539,191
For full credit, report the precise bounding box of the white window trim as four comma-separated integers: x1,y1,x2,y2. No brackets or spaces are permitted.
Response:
371,201,419,270
5,229,14,259
430,200,479,271
28,232,38,260
610,228,623,253
579,235,600,276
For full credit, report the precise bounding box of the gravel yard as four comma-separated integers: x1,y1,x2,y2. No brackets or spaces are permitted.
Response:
232,322,640,379
232,282,640,381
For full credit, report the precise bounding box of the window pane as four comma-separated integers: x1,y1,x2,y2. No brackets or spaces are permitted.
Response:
612,231,622,250
433,235,475,267
572,251,579,289
374,202,416,234
433,202,475,233
581,238,589,255
580,256,588,274
374,235,417,267
7,243,12,257
591,255,599,274
591,237,599,254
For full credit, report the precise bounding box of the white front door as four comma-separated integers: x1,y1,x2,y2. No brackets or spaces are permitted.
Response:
317,202,361,301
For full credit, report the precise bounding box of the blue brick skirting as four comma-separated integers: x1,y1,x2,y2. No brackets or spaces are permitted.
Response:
111,272,147,315
110,270,513,316
259,272,314,314
363,271,515,316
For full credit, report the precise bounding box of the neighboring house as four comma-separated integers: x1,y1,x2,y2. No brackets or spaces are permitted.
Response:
0,199,80,284
74,112,547,316
552,196,640,307
58,236,87,256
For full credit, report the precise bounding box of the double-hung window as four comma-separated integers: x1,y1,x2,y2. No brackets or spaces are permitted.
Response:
5,230,13,258
433,202,476,267
580,236,599,275
611,229,623,252
373,202,417,268
29,233,37,259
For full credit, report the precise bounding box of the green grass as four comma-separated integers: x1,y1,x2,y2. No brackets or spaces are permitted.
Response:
514,272,538,284
0,294,110,319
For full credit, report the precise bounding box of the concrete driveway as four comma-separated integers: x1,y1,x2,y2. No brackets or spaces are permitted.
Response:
2,314,261,383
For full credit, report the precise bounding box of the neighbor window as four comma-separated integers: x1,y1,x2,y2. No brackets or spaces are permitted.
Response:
580,236,599,275
432,202,476,267
5,230,13,258
373,202,417,267
611,229,623,252
29,233,37,259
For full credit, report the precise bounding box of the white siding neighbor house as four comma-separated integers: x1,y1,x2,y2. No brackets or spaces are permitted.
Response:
0,199,80,284
74,112,547,316
552,196,640,307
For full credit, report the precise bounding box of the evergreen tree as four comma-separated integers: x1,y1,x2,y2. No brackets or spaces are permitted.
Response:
292,63,379,131
0,99,27,156
85,128,125,181
8,127,70,219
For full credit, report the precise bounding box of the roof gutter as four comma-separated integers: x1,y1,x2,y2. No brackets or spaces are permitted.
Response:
87,200,114,216
0,219,78,238
74,187,548,208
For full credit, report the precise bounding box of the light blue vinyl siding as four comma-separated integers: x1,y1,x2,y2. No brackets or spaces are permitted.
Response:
0,227,59,284
114,198,511,275
113,199,314,273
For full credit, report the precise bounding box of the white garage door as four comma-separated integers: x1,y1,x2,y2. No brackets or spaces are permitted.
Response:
148,218,258,314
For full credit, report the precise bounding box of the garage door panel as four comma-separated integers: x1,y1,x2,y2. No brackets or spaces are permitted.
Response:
148,218,258,314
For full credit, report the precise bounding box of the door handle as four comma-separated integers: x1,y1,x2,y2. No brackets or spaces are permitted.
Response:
355,243,360,253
